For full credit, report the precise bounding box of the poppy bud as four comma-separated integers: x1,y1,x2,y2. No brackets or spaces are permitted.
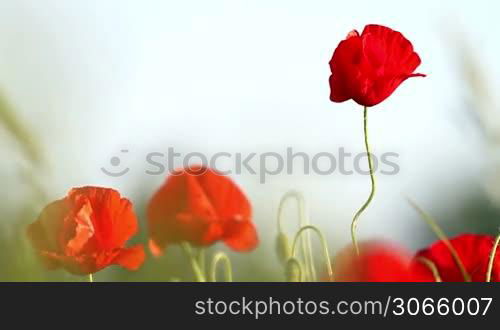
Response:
275,232,292,264
285,258,302,282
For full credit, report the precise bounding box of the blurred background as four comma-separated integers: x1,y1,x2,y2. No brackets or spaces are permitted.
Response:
0,0,499,281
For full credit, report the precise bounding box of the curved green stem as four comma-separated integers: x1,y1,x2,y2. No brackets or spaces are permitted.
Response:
181,242,206,282
407,197,471,282
277,191,316,281
291,225,333,281
486,232,500,282
209,252,233,282
351,106,376,256
417,257,442,282
197,248,206,275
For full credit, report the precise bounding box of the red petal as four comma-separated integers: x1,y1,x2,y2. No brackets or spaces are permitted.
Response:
409,258,439,282
149,238,165,257
329,34,362,103
68,187,139,251
27,186,143,274
113,245,146,271
65,202,95,255
147,166,256,250
412,234,499,282
329,24,425,107
185,173,219,221
27,199,69,254
188,167,250,221
200,222,225,245
333,242,411,282
223,220,258,252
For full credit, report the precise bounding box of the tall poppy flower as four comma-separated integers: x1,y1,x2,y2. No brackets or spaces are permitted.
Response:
329,25,425,256
410,234,500,282
332,241,412,282
27,187,145,275
147,166,258,255
329,24,425,107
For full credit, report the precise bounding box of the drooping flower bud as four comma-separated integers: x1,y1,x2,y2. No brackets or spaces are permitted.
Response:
275,232,292,265
285,258,302,282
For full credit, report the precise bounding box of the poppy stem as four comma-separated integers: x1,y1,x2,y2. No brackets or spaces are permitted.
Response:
209,252,233,282
291,225,333,281
406,198,471,282
88,274,93,283
181,242,207,282
416,257,442,282
276,191,316,281
351,106,376,256
197,248,206,275
486,231,500,282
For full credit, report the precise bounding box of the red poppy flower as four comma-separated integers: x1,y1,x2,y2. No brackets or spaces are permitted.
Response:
410,234,500,282
332,241,411,282
147,166,258,255
329,24,425,107
27,187,145,275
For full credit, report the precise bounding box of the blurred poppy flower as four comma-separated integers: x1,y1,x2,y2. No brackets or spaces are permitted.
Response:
410,234,500,282
27,187,145,275
147,166,258,255
332,241,411,282
329,24,425,107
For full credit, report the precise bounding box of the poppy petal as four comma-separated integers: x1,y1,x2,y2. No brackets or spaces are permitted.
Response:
329,35,362,102
333,242,411,282
224,220,259,252
329,24,424,107
147,166,257,251
27,187,144,275
65,202,95,255
411,234,500,282
112,245,146,271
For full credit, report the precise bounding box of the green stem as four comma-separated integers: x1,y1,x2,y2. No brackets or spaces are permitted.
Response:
486,232,500,282
209,252,233,282
351,106,376,256
291,225,333,281
197,248,206,275
277,191,316,281
417,257,442,282
181,242,206,282
407,198,471,282
88,274,93,283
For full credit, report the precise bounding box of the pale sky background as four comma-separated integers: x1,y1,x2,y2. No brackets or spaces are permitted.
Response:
1,0,499,253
